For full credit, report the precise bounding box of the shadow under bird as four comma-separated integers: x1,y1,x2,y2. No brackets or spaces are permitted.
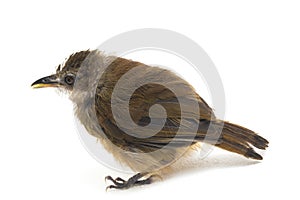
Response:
31,50,269,190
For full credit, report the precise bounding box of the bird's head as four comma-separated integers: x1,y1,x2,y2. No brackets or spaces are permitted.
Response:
31,50,92,91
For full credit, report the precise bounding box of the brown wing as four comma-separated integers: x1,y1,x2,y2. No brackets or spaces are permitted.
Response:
95,57,216,153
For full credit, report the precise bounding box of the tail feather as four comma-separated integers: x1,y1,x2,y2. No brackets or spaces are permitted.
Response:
223,122,269,150
198,121,269,160
215,135,263,160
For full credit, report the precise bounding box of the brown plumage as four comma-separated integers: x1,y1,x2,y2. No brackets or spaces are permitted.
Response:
32,50,269,190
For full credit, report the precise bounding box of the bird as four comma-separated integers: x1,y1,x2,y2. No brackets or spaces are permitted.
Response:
31,49,269,190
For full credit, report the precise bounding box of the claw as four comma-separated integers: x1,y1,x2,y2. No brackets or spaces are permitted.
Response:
104,173,158,190
105,176,113,183
106,185,117,192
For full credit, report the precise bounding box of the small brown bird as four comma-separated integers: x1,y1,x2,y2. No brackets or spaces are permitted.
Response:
32,50,268,190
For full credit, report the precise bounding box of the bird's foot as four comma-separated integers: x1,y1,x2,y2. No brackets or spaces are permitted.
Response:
105,173,159,190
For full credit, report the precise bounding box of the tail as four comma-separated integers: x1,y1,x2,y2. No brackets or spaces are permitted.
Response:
196,120,269,160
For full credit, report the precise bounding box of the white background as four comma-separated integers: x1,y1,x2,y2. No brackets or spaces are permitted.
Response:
1,0,299,199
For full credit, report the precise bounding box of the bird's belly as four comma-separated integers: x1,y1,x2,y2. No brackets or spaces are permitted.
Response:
73,99,200,173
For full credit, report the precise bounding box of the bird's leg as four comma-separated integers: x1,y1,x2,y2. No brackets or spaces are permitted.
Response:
105,172,158,190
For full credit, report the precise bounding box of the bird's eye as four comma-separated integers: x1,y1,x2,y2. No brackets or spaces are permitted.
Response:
64,75,75,85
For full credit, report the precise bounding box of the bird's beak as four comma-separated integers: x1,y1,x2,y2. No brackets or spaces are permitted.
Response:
31,74,60,89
